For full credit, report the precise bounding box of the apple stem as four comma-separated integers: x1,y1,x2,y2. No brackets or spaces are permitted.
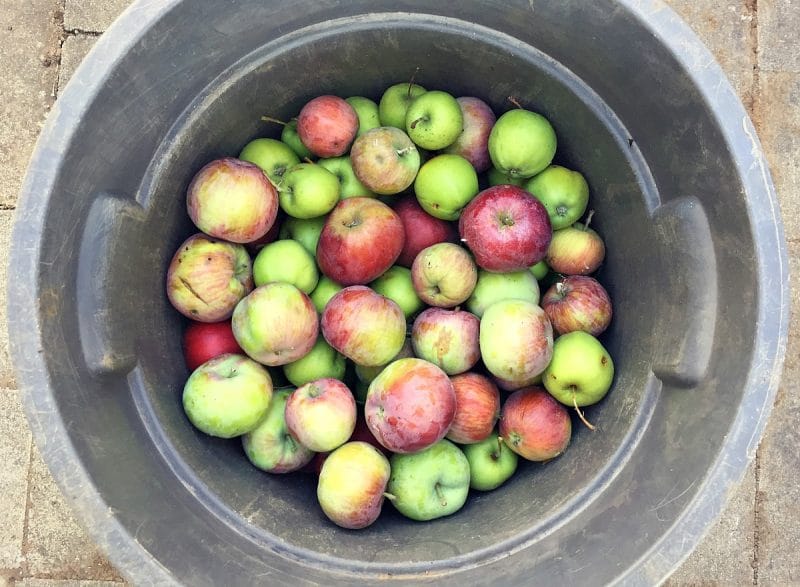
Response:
497,436,504,453
409,116,426,130
396,146,415,156
382,492,397,502
556,281,565,296
303,157,314,164
434,484,448,507
583,209,595,231
572,392,596,431
507,96,523,109
407,67,420,98
260,115,287,126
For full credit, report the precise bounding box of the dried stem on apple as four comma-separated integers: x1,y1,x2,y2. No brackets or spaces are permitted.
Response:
434,484,448,507
303,157,314,164
383,492,397,502
507,96,523,109
583,209,596,231
572,391,596,431
407,67,420,99
260,115,288,126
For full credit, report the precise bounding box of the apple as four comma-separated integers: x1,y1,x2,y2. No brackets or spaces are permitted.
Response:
246,212,283,255
411,308,480,375
378,82,427,128
542,276,612,336
283,335,346,387
393,195,458,267
493,372,543,392
370,266,423,319
405,90,463,150
355,337,415,384
232,282,318,366
443,97,496,173
316,197,405,285
239,137,300,185
278,163,340,219
364,357,456,454
281,119,313,159
529,259,550,280
446,372,500,444
488,108,557,179
278,215,326,257
480,299,553,385
317,441,391,529
414,154,479,221
525,165,590,230
386,439,470,521
487,167,526,187
253,239,319,293
166,233,253,323
318,156,375,199
545,221,606,275
309,276,343,314
297,95,358,158
411,242,478,307
183,320,243,372
242,387,315,473
500,387,571,461
346,96,381,137
543,331,614,407
186,157,278,243
321,285,406,367
285,378,356,452
462,432,518,491
182,353,272,438
459,184,552,272
350,127,421,195
465,269,540,318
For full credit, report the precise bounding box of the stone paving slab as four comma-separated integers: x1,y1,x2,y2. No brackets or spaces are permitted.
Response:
15,580,124,587
0,210,18,389
758,0,800,73
63,0,133,33
58,36,98,95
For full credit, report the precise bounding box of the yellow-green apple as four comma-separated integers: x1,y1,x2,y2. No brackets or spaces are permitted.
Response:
487,167,526,187
317,441,391,529
488,108,557,179
365,357,456,453
318,156,375,199
182,353,272,438
405,90,463,150
278,215,326,257
480,299,553,385
283,336,346,387
370,266,423,319
279,163,340,219
321,286,406,366
414,154,479,220
410,242,477,307
446,372,500,444
285,378,356,452
242,387,314,473
459,184,552,272
499,387,571,461
411,308,480,375
355,337,415,384
386,439,470,521
462,432,518,491
238,137,300,185
297,95,358,158
443,97,496,173
545,222,606,275
529,259,550,280
378,82,426,128
543,331,614,407
166,233,253,322
253,239,318,293
316,197,405,285
281,119,312,159
542,276,612,336
465,269,540,318
183,320,243,372
309,276,343,314
346,96,381,137
350,127,421,195
525,165,589,230
186,157,278,243
393,195,458,267
232,282,318,366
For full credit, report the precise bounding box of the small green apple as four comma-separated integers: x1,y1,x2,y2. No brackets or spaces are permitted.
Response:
529,259,550,280
370,266,423,319
414,154,479,220
466,269,540,318
379,82,426,128
462,432,519,491
279,215,326,257
543,331,614,407
239,138,300,185
310,276,344,314
283,336,346,387
253,239,318,293
279,163,340,219
318,156,375,199
346,96,381,137
488,108,557,179
281,119,313,159
405,90,464,150
525,165,590,230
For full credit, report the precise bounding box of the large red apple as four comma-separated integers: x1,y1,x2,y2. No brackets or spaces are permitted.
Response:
542,276,612,336
459,184,552,272
317,197,405,285
446,372,500,444
297,95,359,158
499,387,571,461
183,320,243,372
393,195,458,267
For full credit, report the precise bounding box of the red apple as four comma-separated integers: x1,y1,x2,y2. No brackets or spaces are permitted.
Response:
297,95,359,158
446,373,500,444
317,197,405,285
285,378,356,453
183,320,243,372
411,308,480,375
545,222,606,275
459,184,552,272
411,242,477,307
443,97,496,173
542,276,612,336
499,387,571,461
365,358,456,454
393,195,458,267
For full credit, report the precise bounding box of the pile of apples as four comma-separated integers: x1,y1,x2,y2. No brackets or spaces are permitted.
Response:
167,82,615,529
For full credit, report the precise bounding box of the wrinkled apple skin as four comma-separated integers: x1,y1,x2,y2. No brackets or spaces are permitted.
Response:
500,387,571,461
285,378,356,452
411,308,480,375
446,372,501,444
166,233,253,323
545,222,606,275
443,97,496,173
297,95,359,158
542,276,612,336
411,242,477,308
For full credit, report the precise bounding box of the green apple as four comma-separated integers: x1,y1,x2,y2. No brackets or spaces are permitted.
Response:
310,276,343,314
488,108,557,179
378,82,426,128
283,336,346,386
525,165,590,230
543,331,614,407
414,154,479,220
370,266,423,319
353,378,371,404
487,166,526,187
405,90,463,151
466,269,540,318
253,239,318,293
346,96,381,137
355,337,414,385
462,432,519,491
386,439,470,521
318,156,375,199
239,138,300,185
529,259,550,280
279,215,326,257
281,119,313,159
182,353,273,438
279,163,340,219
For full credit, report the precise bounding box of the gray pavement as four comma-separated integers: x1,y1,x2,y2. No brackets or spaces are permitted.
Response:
0,0,797,584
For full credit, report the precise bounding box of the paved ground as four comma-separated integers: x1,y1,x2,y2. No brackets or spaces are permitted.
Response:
0,0,797,585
